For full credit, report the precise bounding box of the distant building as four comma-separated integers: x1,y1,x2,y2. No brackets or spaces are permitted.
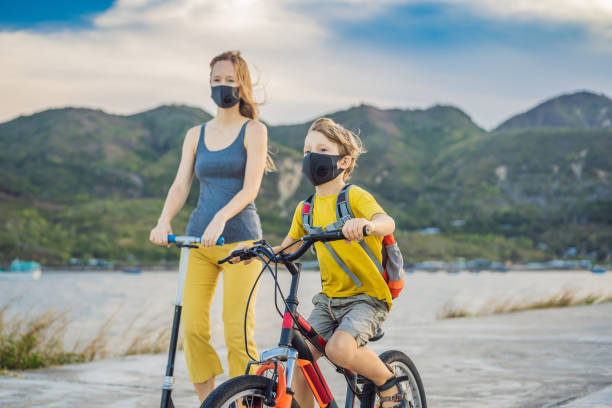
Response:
418,227,440,235
451,219,465,227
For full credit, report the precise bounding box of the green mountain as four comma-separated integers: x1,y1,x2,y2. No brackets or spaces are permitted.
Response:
497,91,612,130
1,95,610,265
0,106,211,202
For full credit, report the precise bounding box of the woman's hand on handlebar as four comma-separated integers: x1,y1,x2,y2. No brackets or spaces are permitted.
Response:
201,213,226,248
342,218,373,243
150,222,173,247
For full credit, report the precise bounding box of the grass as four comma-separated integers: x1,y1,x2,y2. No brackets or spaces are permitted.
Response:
0,302,84,370
438,289,612,319
0,301,178,372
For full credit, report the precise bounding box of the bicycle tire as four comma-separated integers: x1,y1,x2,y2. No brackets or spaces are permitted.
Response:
200,374,300,408
360,350,426,408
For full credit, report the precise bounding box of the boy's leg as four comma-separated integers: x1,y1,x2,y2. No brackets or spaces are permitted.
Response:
325,330,394,387
324,296,400,407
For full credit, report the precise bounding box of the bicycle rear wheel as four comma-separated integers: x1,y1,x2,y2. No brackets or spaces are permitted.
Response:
361,350,426,408
200,375,300,408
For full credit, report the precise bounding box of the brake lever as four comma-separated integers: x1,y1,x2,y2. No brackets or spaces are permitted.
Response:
218,249,246,265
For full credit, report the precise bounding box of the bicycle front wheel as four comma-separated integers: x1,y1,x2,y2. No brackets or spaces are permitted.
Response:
361,350,426,408
200,375,300,408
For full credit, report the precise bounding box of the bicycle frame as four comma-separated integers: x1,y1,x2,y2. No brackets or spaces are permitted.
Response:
249,246,370,408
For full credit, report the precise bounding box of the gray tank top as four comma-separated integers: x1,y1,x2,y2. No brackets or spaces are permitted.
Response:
186,120,262,243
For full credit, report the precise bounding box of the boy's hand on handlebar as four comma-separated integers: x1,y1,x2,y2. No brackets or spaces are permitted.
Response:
342,218,373,243
150,223,173,247
229,242,252,264
227,243,284,265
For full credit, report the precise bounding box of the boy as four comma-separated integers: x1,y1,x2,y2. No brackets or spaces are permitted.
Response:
235,118,406,407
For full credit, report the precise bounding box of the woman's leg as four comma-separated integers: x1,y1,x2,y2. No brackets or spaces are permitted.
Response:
220,241,262,378
182,246,223,403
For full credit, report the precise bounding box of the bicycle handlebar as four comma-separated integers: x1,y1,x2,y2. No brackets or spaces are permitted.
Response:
167,235,224,246
217,226,371,265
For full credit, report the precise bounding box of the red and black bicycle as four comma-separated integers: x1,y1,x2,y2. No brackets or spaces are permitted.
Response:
201,229,426,408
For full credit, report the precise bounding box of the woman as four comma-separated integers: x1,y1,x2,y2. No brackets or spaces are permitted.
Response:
149,50,273,403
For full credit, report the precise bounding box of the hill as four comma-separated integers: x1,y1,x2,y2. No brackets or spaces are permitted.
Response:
1,96,610,265
497,91,612,131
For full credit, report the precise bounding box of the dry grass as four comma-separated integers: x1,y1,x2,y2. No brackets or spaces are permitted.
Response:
0,301,84,370
1,302,179,371
438,289,612,319
74,309,119,362
121,313,177,356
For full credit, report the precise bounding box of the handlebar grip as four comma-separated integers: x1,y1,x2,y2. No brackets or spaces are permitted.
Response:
332,226,371,240
167,235,224,245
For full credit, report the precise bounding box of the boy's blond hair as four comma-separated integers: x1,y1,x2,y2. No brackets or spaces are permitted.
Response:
308,118,366,179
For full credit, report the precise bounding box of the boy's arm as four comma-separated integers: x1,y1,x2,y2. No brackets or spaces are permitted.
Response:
230,234,303,265
342,212,395,242
230,202,307,264
343,187,396,242
273,234,303,255
371,212,395,236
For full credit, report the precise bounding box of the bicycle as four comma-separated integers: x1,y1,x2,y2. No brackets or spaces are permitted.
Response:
201,229,426,408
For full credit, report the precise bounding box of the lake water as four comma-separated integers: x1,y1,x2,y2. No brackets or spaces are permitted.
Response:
1,269,610,355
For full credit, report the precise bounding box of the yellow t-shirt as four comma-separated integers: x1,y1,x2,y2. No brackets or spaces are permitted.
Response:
289,185,393,309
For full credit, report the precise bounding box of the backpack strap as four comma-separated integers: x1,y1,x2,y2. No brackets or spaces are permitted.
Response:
321,241,363,288
301,189,363,288
335,184,354,225
301,194,321,234
336,185,385,275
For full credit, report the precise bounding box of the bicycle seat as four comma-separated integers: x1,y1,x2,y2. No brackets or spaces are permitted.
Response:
369,328,384,342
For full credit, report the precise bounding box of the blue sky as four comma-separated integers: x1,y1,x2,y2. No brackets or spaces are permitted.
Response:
0,1,115,29
0,0,611,129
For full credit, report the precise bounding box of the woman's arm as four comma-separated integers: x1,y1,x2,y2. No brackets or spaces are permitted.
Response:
201,120,268,246
149,126,198,246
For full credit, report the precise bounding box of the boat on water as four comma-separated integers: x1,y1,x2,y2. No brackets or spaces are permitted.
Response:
121,268,141,274
0,259,42,280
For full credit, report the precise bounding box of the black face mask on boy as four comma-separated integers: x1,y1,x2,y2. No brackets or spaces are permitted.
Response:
211,85,240,108
302,152,345,186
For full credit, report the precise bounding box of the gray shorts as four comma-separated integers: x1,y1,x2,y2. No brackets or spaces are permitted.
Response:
307,292,389,347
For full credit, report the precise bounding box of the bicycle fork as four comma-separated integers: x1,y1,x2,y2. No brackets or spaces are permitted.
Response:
257,346,340,408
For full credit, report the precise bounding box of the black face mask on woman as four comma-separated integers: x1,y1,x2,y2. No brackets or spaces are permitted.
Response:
302,152,345,186
211,85,240,108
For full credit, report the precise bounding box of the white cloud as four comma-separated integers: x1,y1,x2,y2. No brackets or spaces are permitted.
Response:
449,0,612,30
325,0,612,31
0,0,611,129
426,0,612,43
